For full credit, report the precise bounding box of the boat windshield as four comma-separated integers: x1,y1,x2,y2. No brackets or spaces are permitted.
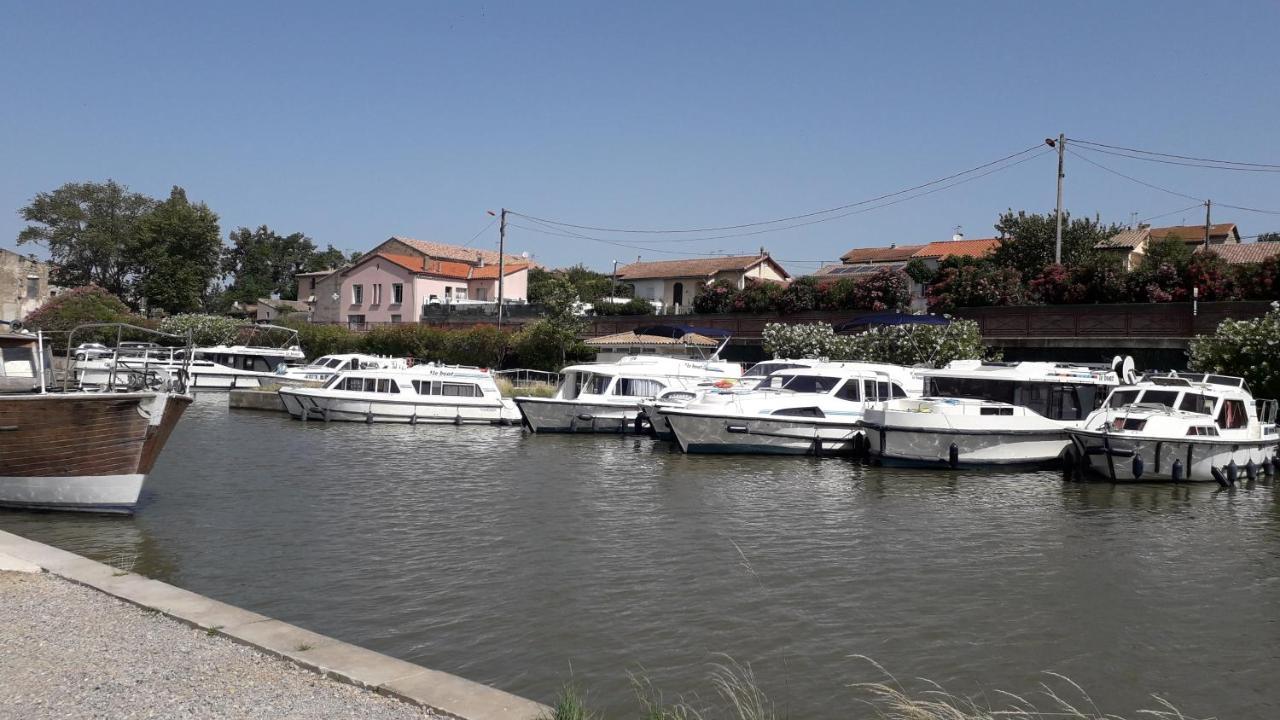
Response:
1177,393,1217,415
574,372,612,396
780,375,843,394
743,362,808,378
1136,389,1180,408
1,346,36,378
1107,389,1140,408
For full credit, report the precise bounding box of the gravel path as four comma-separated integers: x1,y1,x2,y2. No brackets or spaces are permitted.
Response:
0,571,443,719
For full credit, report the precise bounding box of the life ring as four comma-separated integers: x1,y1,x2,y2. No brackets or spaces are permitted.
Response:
713,379,735,389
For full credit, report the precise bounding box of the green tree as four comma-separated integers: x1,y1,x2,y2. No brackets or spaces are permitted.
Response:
222,226,319,302
1137,236,1193,271
17,180,156,298
307,245,352,272
528,264,630,305
1256,232,1280,243
134,187,223,314
990,210,1120,272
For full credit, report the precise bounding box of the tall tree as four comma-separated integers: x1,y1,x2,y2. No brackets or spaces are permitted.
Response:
306,244,353,273
222,226,319,301
990,210,1121,272
17,180,155,298
134,187,222,314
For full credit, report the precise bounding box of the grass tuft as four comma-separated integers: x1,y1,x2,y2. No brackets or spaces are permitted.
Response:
542,682,600,720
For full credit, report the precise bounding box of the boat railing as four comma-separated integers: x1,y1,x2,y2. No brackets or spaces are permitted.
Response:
65,323,194,395
494,368,562,388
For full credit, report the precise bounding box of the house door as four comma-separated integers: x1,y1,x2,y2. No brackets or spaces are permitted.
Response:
672,282,684,306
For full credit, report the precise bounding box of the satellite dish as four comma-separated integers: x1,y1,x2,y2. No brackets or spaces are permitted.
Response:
521,251,530,259
1111,355,1123,376
1122,356,1137,384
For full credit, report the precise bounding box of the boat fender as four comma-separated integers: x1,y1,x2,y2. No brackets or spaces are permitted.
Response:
1246,459,1257,482
1131,454,1144,481
634,414,644,435
1227,460,1238,486
1170,459,1183,483
948,443,959,469
1272,456,1280,472
1211,466,1228,488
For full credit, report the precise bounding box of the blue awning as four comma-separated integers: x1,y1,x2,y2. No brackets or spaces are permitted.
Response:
632,324,732,339
834,312,949,333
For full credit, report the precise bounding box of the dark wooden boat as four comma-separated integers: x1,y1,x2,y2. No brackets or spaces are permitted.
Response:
0,327,192,513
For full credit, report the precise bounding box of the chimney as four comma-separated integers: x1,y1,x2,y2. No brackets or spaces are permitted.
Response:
890,243,897,249
422,256,429,270
477,252,485,268
952,231,964,242
758,246,766,257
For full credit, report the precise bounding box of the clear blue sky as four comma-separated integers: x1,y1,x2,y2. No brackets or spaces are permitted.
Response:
3,1,1279,275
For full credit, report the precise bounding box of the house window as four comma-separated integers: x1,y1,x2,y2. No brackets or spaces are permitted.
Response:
475,288,487,301
352,284,364,304
445,287,453,300
390,314,402,324
372,284,383,305
25,276,39,299
455,288,467,301
347,314,366,328
672,282,684,306
392,283,403,304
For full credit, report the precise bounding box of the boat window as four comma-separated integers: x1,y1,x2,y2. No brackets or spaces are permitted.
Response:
1187,426,1220,436
342,376,366,391
862,380,892,401
1207,375,1243,387
891,383,908,398
743,362,806,378
441,382,480,397
781,375,842,394
376,379,395,393
1018,383,1051,417
926,377,1016,404
1177,393,1212,415
756,375,788,390
1217,399,1248,429
1049,385,1083,420
979,406,1014,416
614,378,665,397
771,406,825,417
325,358,344,368
324,375,343,389
1138,390,1179,408
1107,389,1140,408
587,374,612,395
0,346,35,377
834,381,861,402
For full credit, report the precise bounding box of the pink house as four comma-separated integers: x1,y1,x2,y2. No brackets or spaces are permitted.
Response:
334,237,529,326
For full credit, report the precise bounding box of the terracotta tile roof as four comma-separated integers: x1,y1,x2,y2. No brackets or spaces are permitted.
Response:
812,262,907,277
839,244,926,263
391,236,524,265
586,331,720,347
1150,223,1238,244
1203,242,1280,264
469,262,530,280
616,255,786,280
1096,227,1151,250
911,238,1001,260
257,298,310,311
295,268,340,277
376,253,428,273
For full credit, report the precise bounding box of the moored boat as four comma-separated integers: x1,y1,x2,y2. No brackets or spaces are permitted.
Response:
663,363,920,455
277,353,408,384
860,359,1123,469
515,355,743,433
0,325,192,514
278,362,519,424
74,324,305,390
1064,373,1280,483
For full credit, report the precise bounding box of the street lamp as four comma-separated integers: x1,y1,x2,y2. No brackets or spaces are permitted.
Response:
612,260,619,300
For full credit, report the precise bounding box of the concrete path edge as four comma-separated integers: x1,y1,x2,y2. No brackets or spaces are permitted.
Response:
0,529,549,720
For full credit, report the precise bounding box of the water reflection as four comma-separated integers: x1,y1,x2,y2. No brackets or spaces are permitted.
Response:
2,393,1279,718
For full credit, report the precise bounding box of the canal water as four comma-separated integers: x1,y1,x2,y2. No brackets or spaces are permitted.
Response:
3,393,1278,718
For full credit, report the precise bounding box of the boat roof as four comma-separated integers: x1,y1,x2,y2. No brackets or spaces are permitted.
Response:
1113,374,1254,399
767,362,917,382
925,359,1117,384
560,355,740,376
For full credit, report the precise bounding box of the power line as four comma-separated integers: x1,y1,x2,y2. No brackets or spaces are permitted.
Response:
1216,202,1280,216
461,216,498,248
1066,143,1280,173
510,143,1047,235
507,221,749,257
1065,148,1204,202
1069,137,1280,170
517,148,1051,246
1140,203,1205,224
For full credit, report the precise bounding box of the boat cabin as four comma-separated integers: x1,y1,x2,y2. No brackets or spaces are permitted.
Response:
921,361,1118,421
1100,375,1277,435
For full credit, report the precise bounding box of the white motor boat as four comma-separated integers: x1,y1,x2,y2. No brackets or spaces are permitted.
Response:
514,355,743,433
75,324,305,390
860,359,1122,468
278,363,519,424
1065,373,1280,483
639,359,826,442
663,363,921,455
277,353,408,384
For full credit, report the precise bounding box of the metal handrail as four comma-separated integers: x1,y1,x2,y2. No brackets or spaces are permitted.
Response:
64,323,194,394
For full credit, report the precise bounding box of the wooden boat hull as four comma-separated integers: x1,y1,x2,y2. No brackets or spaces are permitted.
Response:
0,392,191,513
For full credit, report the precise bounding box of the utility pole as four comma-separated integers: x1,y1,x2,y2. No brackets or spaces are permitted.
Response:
1052,133,1065,265
497,208,507,329
611,259,619,299
1203,199,1212,249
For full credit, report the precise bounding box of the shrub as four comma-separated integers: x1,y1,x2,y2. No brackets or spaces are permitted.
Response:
731,278,785,313
158,313,245,346
1190,303,1280,400
692,279,738,314
778,276,819,313
592,297,655,316
508,319,592,371
926,265,1026,313
1235,256,1280,300
277,316,360,358
1125,262,1186,303
761,322,851,359
847,268,910,311
1186,252,1236,301
762,319,991,367
22,285,146,348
